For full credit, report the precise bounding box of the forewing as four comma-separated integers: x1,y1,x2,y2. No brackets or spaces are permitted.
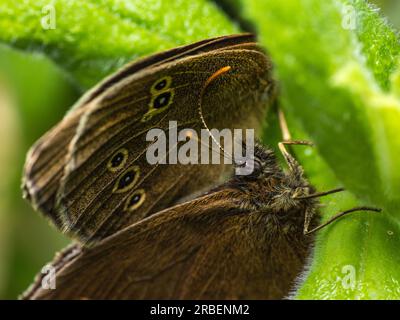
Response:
56,47,274,242
22,34,253,224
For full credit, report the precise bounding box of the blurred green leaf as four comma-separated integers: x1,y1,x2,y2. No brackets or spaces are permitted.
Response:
0,46,76,299
0,0,237,89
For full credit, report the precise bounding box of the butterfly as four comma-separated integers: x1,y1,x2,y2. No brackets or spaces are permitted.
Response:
23,136,379,300
22,33,276,244
22,32,380,300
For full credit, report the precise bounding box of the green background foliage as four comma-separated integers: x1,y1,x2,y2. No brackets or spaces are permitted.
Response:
241,0,400,299
0,0,399,299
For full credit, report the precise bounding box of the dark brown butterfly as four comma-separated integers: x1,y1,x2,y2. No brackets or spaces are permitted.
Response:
22,33,380,300
22,136,380,299
22,34,275,244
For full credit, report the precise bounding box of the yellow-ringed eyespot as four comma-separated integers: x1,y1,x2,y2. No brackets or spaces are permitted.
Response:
124,189,146,211
113,166,140,193
107,148,128,172
150,76,172,94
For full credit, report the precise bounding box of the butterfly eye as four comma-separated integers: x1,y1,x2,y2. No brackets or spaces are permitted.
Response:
151,76,172,93
253,157,263,172
113,166,140,193
107,148,128,172
124,189,146,211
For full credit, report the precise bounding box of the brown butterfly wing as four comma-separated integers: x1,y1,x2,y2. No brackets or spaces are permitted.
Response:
20,34,253,219
23,188,312,300
82,33,257,105
22,108,85,229
56,46,274,242
22,34,273,240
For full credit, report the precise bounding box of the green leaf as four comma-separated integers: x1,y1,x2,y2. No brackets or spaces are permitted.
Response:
0,0,237,89
2,0,400,299
238,0,400,299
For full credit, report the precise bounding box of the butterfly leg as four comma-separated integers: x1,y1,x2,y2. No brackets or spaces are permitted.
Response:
278,108,314,147
277,110,382,234
303,208,315,234
277,108,313,172
277,108,316,232
278,108,291,141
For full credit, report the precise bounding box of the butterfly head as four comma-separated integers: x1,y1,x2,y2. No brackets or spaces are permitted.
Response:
231,143,318,213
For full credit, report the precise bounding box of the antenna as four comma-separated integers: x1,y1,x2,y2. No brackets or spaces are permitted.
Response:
305,206,381,235
198,66,235,162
